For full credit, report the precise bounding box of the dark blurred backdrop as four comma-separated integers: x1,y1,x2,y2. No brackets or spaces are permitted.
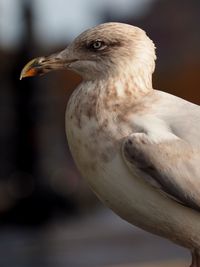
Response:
0,0,200,266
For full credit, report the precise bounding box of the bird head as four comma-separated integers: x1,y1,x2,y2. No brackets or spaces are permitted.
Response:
20,22,156,81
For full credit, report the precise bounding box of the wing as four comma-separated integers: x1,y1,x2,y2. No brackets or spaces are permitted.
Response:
122,133,200,212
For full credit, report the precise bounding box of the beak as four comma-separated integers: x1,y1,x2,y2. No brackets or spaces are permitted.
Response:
20,50,77,80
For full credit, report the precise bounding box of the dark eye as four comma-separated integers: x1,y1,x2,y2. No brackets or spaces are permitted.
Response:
89,40,106,51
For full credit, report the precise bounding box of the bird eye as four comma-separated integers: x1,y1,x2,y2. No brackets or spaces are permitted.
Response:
89,40,106,50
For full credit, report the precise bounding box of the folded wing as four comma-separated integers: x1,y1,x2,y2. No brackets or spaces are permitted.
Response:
122,133,200,212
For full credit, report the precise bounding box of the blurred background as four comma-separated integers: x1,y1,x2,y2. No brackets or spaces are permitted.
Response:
0,0,200,266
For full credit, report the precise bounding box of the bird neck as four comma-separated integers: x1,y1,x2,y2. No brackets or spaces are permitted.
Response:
100,68,153,102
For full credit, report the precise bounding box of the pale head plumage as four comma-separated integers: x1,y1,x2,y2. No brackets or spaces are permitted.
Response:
61,22,156,82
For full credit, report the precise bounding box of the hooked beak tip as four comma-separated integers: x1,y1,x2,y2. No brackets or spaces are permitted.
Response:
20,58,41,80
20,67,38,80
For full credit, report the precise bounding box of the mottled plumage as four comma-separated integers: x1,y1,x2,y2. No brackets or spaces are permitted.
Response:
20,22,200,267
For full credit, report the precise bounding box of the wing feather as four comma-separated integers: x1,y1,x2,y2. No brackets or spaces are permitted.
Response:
122,133,200,211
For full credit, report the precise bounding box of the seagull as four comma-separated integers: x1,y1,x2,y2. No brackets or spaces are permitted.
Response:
20,22,200,267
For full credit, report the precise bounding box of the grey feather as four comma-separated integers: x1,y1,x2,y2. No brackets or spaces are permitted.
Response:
122,131,200,212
